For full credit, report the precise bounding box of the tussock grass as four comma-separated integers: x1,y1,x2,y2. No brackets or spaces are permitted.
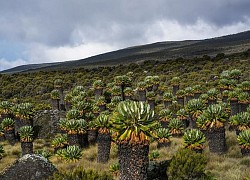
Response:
0,130,250,179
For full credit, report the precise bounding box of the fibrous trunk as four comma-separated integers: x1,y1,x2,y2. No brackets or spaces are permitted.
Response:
118,142,149,180
97,132,111,163
21,142,33,156
163,101,172,108
4,130,16,145
78,133,88,148
67,134,80,146
138,90,146,102
230,99,239,116
87,129,98,145
206,127,227,154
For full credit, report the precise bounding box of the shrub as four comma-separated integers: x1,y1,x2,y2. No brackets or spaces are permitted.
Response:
167,148,207,180
52,168,113,180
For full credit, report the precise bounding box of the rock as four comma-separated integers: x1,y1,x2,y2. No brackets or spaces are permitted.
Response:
0,154,57,180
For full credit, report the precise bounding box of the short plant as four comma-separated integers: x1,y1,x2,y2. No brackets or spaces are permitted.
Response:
149,150,160,161
156,128,172,143
19,126,34,142
1,118,14,131
109,162,120,176
168,118,184,135
62,145,82,162
237,130,250,149
183,129,206,151
50,89,60,100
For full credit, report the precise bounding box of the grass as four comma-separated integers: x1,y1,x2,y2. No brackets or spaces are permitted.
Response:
0,130,250,179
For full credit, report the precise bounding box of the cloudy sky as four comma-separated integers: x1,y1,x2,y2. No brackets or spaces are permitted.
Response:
0,0,250,71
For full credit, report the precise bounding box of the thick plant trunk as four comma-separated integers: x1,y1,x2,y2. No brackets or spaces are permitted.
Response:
87,129,98,145
222,96,228,103
194,93,202,99
182,119,189,129
185,95,194,104
160,121,169,128
152,84,159,91
147,100,155,111
173,85,179,96
0,113,13,125
239,102,249,113
4,130,16,145
97,132,111,163
65,102,72,111
67,134,80,146
0,135,5,142
177,97,184,106
78,133,88,148
163,101,172,108
98,105,106,112
230,99,239,116
118,142,149,180
206,127,227,154
94,88,103,99
21,142,33,156
240,148,250,156
51,99,60,110
121,84,125,101
189,117,197,129
125,96,132,100
146,86,153,92
208,99,217,106
138,90,146,102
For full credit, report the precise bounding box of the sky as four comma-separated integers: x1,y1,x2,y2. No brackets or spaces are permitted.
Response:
0,0,250,71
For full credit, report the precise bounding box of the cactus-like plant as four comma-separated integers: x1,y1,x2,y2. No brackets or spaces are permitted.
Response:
183,129,206,151
168,118,184,136
93,80,104,89
237,130,250,149
1,118,14,131
66,109,81,120
51,134,68,149
156,128,172,143
51,89,60,100
62,145,82,162
163,92,173,102
19,126,34,142
109,162,120,176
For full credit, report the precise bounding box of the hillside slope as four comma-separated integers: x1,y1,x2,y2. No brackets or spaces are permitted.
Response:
2,30,250,73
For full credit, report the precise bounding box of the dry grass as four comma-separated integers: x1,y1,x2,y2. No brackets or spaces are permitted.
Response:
0,130,250,179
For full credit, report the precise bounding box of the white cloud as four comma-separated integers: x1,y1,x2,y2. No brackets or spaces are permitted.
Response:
145,18,250,42
0,58,27,71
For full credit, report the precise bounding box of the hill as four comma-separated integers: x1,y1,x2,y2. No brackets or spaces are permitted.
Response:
1,30,250,73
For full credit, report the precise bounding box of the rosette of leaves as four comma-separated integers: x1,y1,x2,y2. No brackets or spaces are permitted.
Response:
111,101,157,143
0,101,12,115
1,118,14,131
64,92,73,103
176,109,188,120
185,87,194,96
152,76,160,86
95,96,106,106
229,69,242,81
109,162,120,177
124,87,134,97
220,70,230,79
170,77,180,86
222,90,229,97
159,109,172,123
126,71,134,78
66,109,81,120
51,134,68,149
144,76,154,88
111,96,123,104
207,88,219,100
199,93,209,104
158,82,168,92
156,128,172,143
237,130,250,149
111,86,122,96
50,89,60,100
183,129,206,151
176,89,185,98
106,82,115,93
238,92,250,104
146,91,156,101
62,145,82,162
74,101,93,115
163,92,173,102
219,78,231,90
19,126,34,142
196,104,228,130
168,118,184,136
186,99,205,119
229,112,250,131
114,75,131,86
193,84,204,94
137,81,147,91
36,149,51,160
94,113,112,134
0,145,5,159
58,118,68,131
228,91,238,101
13,102,34,120
241,81,250,91
77,119,88,134
93,80,104,90
65,120,80,135
54,79,63,88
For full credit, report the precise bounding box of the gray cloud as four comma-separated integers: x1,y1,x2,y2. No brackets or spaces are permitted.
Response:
0,0,249,70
